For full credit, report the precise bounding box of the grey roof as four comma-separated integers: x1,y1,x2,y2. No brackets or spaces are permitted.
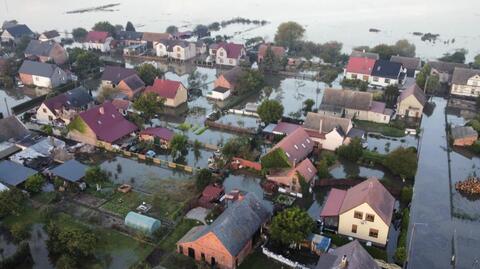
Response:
41,30,60,39
116,31,143,41
316,240,380,269
452,67,480,85
4,24,34,38
0,116,31,142
24,40,56,57
451,126,478,140
399,83,427,106
50,159,87,182
390,56,421,70
65,86,93,108
158,39,191,52
350,50,379,60
178,193,271,256
428,61,468,74
222,66,245,84
101,66,137,84
18,60,59,77
304,112,351,134
121,74,145,90
0,160,37,186
347,128,365,139
321,89,372,111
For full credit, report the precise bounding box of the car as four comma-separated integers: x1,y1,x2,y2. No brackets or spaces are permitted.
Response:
145,150,156,158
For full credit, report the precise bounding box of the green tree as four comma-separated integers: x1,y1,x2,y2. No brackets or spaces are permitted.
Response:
84,166,109,186
134,63,163,86
394,247,407,265
303,99,315,113
237,69,265,94
384,85,400,108
125,21,136,32
393,39,416,57
10,223,30,242
439,49,467,63
473,54,480,69
93,21,116,37
257,99,284,124
170,134,188,160
72,28,88,41
15,36,32,57
194,25,209,37
274,21,305,48
336,138,364,162
69,49,100,78
193,140,202,165
317,159,331,179
56,255,77,269
166,25,178,34
132,92,165,126
195,168,213,191
425,74,440,94
371,44,396,60
319,41,343,64
384,147,418,179
270,207,315,246
24,174,45,193
260,46,281,73
221,137,253,160
416,64,431,89
0,189,26,217
400,186,413,205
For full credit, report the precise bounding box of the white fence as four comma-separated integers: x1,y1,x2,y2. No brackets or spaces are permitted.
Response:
261,245,309,269
228,109,259,118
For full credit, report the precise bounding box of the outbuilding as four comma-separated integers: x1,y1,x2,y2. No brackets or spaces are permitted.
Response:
451,126,478,146
0,160,37,187
124,212,161,234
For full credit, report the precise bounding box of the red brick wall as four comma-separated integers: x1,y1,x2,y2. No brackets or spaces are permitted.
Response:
19,73,33,85
214,75,233,91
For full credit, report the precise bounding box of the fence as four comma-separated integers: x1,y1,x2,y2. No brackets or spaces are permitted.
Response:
261,245,309,269
205,120,256,135
228,109,259,118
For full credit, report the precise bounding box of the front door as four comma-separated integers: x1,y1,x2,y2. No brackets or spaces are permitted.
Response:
211,257,216,266
188,247,195,258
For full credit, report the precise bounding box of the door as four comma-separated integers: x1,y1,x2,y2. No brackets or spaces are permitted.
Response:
188,247,195,258
211,257,216,266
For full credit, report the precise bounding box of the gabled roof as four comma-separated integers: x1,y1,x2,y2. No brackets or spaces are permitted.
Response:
24,40,57,57
371,60,403,79
41,30,60,39
78,102,138,143
369,101,387,114
111,99,130,110
116,31,143,41
390,56,421,71
85,31,109,43
217,42,245,58
144,79,184,99
0,160,37,186
0,116,31,142
221,66,245,85
101,66,137,84
18,60,59,78
258,44,286,58
339,178,395,225
427,60,468,74
451,126,478,140
350,50,379,60
178,193,271,256
452,67,480,85
142,32,172,42
273,122,301,135
346,57,376,75
273,128,314,165
4,24,34,38
50,159,87,182
303,112,351,135
43,86,92,113
140,127,174,141
398,83,427,106
292,158,317,182
320,188,348,217
321,89,372,111
158,39,191,52
315,240,380,269
121,74,145,90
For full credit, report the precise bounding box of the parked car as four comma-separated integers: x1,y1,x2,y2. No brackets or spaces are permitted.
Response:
146,150,156,158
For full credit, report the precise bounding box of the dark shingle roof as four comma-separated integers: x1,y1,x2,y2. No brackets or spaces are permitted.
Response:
303,112,351,134
24,40,56,57
116,31,143,41
316,240,380,269
452,67,480,85
50,159,87,182
398,83,427,106
0,160,37,186
101,66,137,84
65,86,93,107
0,116,31,142
222,66,245,84
391,56,421,77
371,60,403,79
178,193,271,256
5,24,34,38
158,39,191,52
121,74,145,90
321,89,372,111
428,61,468,74
18,60,58,77
41,30,60,39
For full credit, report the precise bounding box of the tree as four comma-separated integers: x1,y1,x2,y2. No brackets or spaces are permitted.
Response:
270,207,315,246
10,223,30,242
384,85,400,108
319,41,343,64
400,186,413,205
425,74,440,94
194,25,210,38
166,25,178,34
416,64,431,90
56,255,77,269
193,140,202,165
257,99,284,124
317,159,331,179
15,36,32,57
69,48,100,78
93,21,116,37
195,168,213,191
221,137,253,160
237,69,265,94
371,44,396,60
274,21,305,48
170,134,188,160
303,99,315,113
208,22,221,31
393,39,416,57
384,147,418,179
0,189,26,217
473,54,480,69
336,138,363,162
438,49,467,64
260,46,281,73
84,166,108,185
132,92,165,125
394,247,407,264
72,28,88,41
125,21,136,32
24,174,45,193
134,63,163,86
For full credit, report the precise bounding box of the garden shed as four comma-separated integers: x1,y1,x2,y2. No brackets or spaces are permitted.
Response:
124,212,161,234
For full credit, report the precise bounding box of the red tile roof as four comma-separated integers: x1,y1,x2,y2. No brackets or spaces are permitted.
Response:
111,99,130,110
144,79,184,99
202,184,224,199
140,127,174,141
320,188,348,217
346,57,376,75
272,128,314,165
79,102,137,143
85,31,109,43
218,42,245,59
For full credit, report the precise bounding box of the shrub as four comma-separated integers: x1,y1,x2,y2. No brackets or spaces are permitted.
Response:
317,159,331,179
336,138,363,162
10,222,31,242
394,247,407,264
400,186,413,205
322,151,337,166
260,148,291,169
0,242,33,268
24,174,45,193
384,147,417,179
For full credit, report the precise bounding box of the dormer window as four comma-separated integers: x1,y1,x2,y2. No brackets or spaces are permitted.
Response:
112,114,115,118
97,120,102,124
301,143,306,148
306,139,311,143
285,152,290,158
294,145,299,150
307,167,312,173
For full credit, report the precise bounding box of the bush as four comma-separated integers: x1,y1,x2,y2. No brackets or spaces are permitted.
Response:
24,174,45,193
196,168,213,191
10,222,31,242
336,138,363,162
400,186,413,205
322,152,337,166
394,247,407,264
384,147,417,179
317,159,331,179
0,242,33,268
260,148,291,169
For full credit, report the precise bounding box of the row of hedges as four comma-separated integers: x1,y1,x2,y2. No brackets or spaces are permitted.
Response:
394,208,410,264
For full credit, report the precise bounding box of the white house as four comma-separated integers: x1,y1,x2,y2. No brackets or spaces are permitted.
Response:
369,60,406,88
155,40,196,61
211,42,246,66
207,86,231,101
302,112,353,151
18,60,69,88
451,67,480,97
81,31,113,52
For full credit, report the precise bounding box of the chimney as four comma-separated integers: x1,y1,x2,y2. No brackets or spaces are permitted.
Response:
340,255,348,268
99,107,104,115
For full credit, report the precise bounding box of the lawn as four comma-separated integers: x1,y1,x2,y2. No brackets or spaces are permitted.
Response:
1,203,44,228
239,249,283,269
354,120,406,137
100,191,152,217
159,218,203,251
148,179,198,221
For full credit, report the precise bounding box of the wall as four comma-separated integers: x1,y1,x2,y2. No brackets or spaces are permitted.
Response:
31,75,52,88
50,67,68,88
50,43,68,65
322,130,344,151
214,75,234,91
453,136,477,146
451,83,480,97
36,103,56,123
19,73,34,85
369,76,399,88
397,95,423,118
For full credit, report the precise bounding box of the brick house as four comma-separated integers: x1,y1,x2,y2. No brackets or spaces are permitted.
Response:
18,60,69,88
116,74,145,99
144,79,188,107
213,67,245,93
177,193,271,269
24,40,68,65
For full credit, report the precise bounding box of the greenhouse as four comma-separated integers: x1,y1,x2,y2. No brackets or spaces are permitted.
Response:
124,212,161,234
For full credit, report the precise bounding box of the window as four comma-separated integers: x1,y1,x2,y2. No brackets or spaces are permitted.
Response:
294,145,299,150
373,77,379,82
177,53,181,58
301,143,306,148
363,75,369,81
229,59,233,64
201,253,205,261
43,108,47,113
385,78,390,84
179,246,183,253
354,211,363,219
366,213,375,222
219,52,224,57
351,224,357,233
285,152,290,158
369,228,379,238
177,47,181,52
351,74,357,79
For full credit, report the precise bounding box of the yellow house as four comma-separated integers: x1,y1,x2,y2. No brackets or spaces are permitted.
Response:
320,178,395,246
397,83,427,119
144,79,188,108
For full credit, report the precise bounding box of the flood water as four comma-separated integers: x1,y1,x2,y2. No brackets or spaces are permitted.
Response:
2,0,480,61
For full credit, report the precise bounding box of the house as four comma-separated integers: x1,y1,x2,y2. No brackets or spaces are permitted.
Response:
198,184,225,209
390,55,421,78
0,116,32,145
123,43,147,56
369,60,406,87
173,31,193,39
428,61,469,84
257,44,286,63
18,60,69,88
125,212,161,235
116,74,145,99
266,127,314,167
141,32,172,48
303,112,353,151
213,42,246,66
36,86,93,124
196,41,207,55
100,66,137,88
1,20,18,31
155,40,196,60
0,160,37,187
207,87,231,101
266,158,317,193
39,30,62,43
116,31,145,46
344,56,376,82
451,126,478,146
214,67,245,93
111,99,131,115
0,24,35,43
315,240,380,269
50,159,88,184
451,67,480,98
177,193,271,269
397,83,427,118
139,127,174,149
320,178,395,246
68,102,138,145
24,40,68,65
9,136,71,165
144,79,188,107
319,89,392,124
82,31,113,52
262,122,301,139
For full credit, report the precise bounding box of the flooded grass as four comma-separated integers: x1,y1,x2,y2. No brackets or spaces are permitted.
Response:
101,191,152,217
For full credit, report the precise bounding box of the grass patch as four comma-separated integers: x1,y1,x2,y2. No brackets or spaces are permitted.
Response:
67,116,87,133
365,245,388,260
149,179,197,221
1,203,43,228
239,249,282,269
31,191,58,205
159,252,197,269
159,218,203,251
177,122,192,132
101,191,152,217
195,126,209,135
354,120,406,137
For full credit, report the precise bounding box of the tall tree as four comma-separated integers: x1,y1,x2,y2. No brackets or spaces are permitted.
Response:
125,21,136,32
371,44,396,60
134,63,163,86
84,166,109,186
439,49,467,63
195,168,213,191
393,39,416,57
303,99,315,113
132,92,165,126
72,27,88,41
170,134,188,160
166,25,178,34
93,21,116,37
274,21,305,48
416,64,431,89
384,85,400,108
260,46,281,73
270,207,315,246
473,54,480,69
237,69,265,94
257,99,284,124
